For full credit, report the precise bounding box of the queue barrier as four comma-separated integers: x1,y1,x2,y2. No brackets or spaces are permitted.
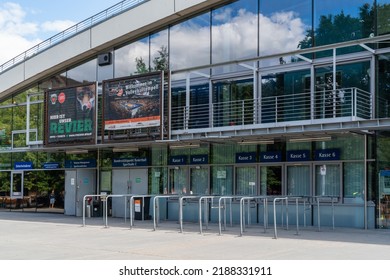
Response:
83,193,339,239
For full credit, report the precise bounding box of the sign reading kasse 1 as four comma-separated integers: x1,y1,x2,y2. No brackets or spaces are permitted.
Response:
103,72,162,131
45,83,96,146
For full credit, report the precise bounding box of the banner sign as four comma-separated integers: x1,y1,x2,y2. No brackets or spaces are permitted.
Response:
112,157,148,167
169,155,187,165
190,155,208,165
260,151,282,162
235,152,256,163
314,149,340,161
45,83,96,146
65,159,96,168
14,161,33,170
103,72,162,131
287,150,310,161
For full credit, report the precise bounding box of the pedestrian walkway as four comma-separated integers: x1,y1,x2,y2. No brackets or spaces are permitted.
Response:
0,211,389,260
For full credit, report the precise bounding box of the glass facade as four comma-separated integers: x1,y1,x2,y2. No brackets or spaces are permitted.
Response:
1,0,390,229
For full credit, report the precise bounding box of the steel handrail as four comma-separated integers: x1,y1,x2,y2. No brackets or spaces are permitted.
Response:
218,196,235,235
239,196,268,236
179,195,200,233
314,195,338,231
103,194,134,228
82,194,105,226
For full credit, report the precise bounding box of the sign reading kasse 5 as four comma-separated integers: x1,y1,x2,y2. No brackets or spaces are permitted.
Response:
45,83,96,146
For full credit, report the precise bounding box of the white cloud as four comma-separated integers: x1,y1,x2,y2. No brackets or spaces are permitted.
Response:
0,2,40,64
41,20,75,33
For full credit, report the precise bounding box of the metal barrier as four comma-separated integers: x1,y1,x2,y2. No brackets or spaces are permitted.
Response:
179,195,200,233
218,196,235,235
152,195,180,231
314,196,338,231
103,194,134,228
129,195,153,229
199,196,220,234
239,196,268,236
273,196,302,239
82,194,105,226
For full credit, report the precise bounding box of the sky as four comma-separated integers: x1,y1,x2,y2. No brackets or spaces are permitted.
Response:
0,0,121,64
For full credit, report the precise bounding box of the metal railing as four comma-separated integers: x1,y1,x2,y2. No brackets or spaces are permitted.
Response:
171,87,372,131
0,0,149,74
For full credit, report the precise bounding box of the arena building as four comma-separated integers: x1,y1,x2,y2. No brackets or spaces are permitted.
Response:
1,0,390,230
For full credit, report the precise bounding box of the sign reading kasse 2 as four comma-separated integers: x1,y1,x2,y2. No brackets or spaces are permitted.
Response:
45,83,96,146
103,72,162,131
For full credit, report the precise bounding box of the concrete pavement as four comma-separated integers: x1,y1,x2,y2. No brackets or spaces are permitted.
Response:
0,210,389,260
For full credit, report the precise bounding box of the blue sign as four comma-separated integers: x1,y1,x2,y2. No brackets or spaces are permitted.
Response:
65,159,96,168
260,151,282,162
14,161,33,170
169,155,187,165
315,149,340,161
190,155,208,165
43,162,60,169
112,157,148,167
287,150,310,162
380,170,390,177
236,152,256,163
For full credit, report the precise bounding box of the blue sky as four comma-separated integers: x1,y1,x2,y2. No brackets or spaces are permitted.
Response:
0,0,121,64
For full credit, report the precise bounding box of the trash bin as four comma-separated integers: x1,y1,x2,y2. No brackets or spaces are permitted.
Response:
92,200,102,217
134,197,151,220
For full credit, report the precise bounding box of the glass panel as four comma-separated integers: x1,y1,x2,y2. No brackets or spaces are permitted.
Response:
313,0,375,53
67,59,96,86
170,12,210,70
377,54,390,118
212,78,254,127
260,0,312,61
190,167,209,195
211,166,233,195
150,167,167,194
315,164,340,197
212,0,258,64
236,166,257,195
150,29,169,72
169,167,188,195
377,1,390,36
260,166,282,195
211,143,235,164
343,162,364,203
287,165,310,196
114,37,149,77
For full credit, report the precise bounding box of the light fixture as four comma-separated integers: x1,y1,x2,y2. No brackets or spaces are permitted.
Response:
112,147,139,152
170,143,200,149
239,139,274,145
288,136,331,143
66,149,89,155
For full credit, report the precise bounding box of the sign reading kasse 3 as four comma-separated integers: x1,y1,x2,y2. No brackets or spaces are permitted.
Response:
103,72,162,131
45,83,96,146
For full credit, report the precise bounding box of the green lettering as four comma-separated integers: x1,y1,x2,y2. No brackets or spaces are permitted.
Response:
65,122,72,133
50,122,57,134
77,120,84,132
84,119,92,132
57,123,64,134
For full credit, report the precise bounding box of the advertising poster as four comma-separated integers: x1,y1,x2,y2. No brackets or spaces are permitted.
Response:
45,83,96,146
103,72,162,132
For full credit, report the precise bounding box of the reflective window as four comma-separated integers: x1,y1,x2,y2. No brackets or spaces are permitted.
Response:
150,29,169,72
314,0,375,47
212,0,258,64
170,12,210,70
67,59,96,86
377,1,390,36
260,0,311,62
114,37,149,78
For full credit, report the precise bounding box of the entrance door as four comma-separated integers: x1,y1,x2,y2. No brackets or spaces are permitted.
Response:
314,164,341,197
190,166,209,195
64,169,96,216
260,165,282,195
286,164,311,196
236,166,257,195
111,169,148,217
